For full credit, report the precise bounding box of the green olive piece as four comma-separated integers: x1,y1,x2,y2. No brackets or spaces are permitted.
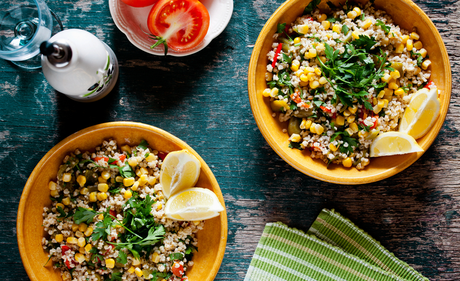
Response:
288,117,302,135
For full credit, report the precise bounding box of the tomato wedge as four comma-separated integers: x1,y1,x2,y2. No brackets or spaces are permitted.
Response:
147,0,210,54
121,0,159,7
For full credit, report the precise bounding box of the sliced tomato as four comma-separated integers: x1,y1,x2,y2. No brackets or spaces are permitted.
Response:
172,261,184,277
147,0,210,53
121,0,159,7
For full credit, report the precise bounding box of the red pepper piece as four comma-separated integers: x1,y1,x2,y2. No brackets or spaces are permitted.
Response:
158,151,168,161
320,105,331,113
424,80,435,89
271,43,283,68
93,156,109,162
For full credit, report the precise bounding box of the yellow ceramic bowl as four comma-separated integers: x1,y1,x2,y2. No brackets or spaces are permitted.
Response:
17,122,227,281
248,0,451,184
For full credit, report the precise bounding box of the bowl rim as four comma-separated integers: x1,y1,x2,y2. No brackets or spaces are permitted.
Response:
17,121,227,280
248,0,452,184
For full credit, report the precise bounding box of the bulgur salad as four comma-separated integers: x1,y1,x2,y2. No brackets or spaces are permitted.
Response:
262,0,435,169
42,140,201,281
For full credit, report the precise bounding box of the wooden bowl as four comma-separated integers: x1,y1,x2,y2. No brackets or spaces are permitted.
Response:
17,122,227,281
248,0,451,184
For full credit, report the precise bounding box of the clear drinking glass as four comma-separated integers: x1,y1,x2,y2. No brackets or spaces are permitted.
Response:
0,0,60,69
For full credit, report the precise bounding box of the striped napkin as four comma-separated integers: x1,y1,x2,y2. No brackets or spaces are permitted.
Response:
245,209,428,281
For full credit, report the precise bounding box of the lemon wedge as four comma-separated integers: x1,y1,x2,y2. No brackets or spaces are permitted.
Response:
399,87,440,139
160,150,201,198
165,187,224,221
370,132,423,157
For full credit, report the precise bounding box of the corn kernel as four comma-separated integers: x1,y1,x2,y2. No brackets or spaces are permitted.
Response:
69,224,78,232
74,175,85,187
381,73,391,83
310,80,320,89
332,24,341,33
390,70,400,79
373,104,382,114
55,203,64,211
98,183,109,192
79,247,85,254
123,177,135,187
300,74,309,82
98,176,107,183
270,87,279,97
306,73,315,81
49,181,57,190
135,267,143,277
297,24,309,34
103,258,114,269
62,197,71,206
89,192,97,202
128,158,138,167
300,119,312,130
145,153,156,162
419,48,427,58
349,122,358,133
295,70,303,77
115,176,123,183
410,32,420,40
362,19,372,29
406,39,413,51
315,124,324,135
383,99,389,108
377,99,385,109
132,258,141,266
305,49,317,59
394,43,404,53
55,234,64,243
349,104,358,114
319,77,328,84
84,227,93,237
120,145,131,154
313,67,321,76
414,66,421,75
148,176,157,185
401,35,409,44
352,31,360,40
322,20,331,30
124,190,132,199
422,59,431,70
75,230,84,238
97,192,108,201
318,56,327,63
77,223,87,233
394,88,405,96
309,123,317,134
388,81,398,90
156,203,163,210
293,37,301,44
329,143,338,152
85,243,92,253
77,237,86,247
78,187,88,195
336,115,345,126
131,181,139,191
62,173,72,182
151,252,161,263
67,237,78,244
318,13,327,22
128,266,135,274
384,88,393,96
262,88,271,97
353,7,361,16
347,115,356,123
413,41,423,50
345,128,354,136
98,214,104,220
290,134,302,142
75,253,85,263
316,43,325,52
378,90,386,99
343,109,351,117
290,60,300,72
347,11,357,19
342,158,353,168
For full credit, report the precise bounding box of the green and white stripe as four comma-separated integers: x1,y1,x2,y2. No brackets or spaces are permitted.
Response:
308,209,429,281
245,209,428,281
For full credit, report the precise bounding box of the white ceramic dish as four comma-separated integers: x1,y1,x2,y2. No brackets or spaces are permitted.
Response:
109,0,233,57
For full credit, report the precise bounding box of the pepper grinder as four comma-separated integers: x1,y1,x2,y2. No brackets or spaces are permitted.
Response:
40,29,119,102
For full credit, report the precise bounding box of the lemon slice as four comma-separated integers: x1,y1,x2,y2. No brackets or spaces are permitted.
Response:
165,187,224,221
370,132,423,157
399,87,440,139
160,150,201,198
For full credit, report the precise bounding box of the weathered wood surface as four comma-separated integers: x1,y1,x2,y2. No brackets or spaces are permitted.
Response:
0,0,459,280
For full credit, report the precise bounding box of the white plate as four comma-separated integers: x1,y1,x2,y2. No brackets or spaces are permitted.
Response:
109,0,233,57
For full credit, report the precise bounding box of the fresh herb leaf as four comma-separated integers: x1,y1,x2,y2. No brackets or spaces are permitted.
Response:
277,23,286,34
342,25,349,35
289,141,303,150
116,250,128,265
169,253,184,261
350,35,377,52
375,20,391,34
282,53,292,64
138,140,149,150
304,0,321,14
120,164,134,178
327,16,339,23
56,206,67,218
73,207,97,224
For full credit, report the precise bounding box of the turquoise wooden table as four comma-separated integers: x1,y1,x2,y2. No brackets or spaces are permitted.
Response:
1,0,459,280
